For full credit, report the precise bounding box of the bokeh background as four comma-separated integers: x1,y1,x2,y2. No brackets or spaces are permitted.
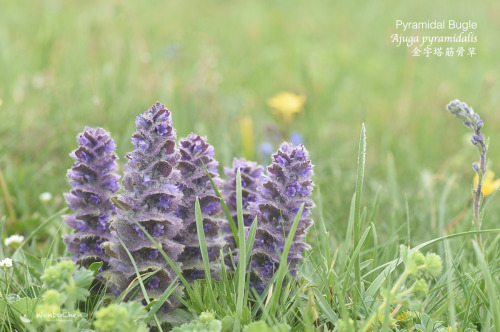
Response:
1,0,499,245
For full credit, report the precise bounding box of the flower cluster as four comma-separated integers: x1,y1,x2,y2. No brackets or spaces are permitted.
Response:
102,102,183,319
4,234,24,247
94,302,149,332
63,127,120,275
248,142,315,293
447,100,485,150
175,134,225,281
363,246,443,330
172,311,222,332
0,257,13,268
222,158,263,250
402,246,443,279
36,260,94,330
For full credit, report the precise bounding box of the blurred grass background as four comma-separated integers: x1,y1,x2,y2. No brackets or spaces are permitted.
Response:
1,0,499,244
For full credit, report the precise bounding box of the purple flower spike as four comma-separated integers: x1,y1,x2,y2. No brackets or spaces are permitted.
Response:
175,133,225,282
248,142,315,293
63,127,120,278
222,158,264,254
102,102,184,318
446,100,489,237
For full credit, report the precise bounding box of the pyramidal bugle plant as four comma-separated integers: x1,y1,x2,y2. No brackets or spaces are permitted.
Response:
248,142,315,293
61,101,319,327
63,127,120,277
102,102,184,318
175,133,225,281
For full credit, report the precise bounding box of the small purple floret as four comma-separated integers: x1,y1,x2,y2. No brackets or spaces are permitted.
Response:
134,225,145,237
80,243,90,253
89,194,101,204
153,224,164,236
149,250,160,260
156,123,168,135
80,151,90,163
158,195,171,210
148,276,160,288
95,242,104,254
143,174,154,186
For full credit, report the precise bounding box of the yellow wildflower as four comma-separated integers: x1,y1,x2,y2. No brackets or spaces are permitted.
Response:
267,92,306,123
367,314,397,331
474,170,500,197
239,116,254,160
396,312,409,322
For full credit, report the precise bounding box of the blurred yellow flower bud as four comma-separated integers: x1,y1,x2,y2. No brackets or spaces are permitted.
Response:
474,170,500,197
240,116,254,160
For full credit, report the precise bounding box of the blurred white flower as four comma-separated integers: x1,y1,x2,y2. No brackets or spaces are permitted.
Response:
0,258,13,268
39,192,53,202
4,235,24,247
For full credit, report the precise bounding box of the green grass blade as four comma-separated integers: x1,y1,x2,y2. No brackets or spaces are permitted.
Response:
367,186,381,225
194,197,217,309
344,193,356,252
144,277,179,324
266,204,304,317
342,226,372,297
245,217,257,261
313,288,338,324
473,240,500,329
365,229,500,298
234,168,247,332
315,186,332,266
353,123,366,305
370,222,378,281
201,159,239,248
0,216,6,258
111,199,201,307
13,207,68,257
116,234,163,331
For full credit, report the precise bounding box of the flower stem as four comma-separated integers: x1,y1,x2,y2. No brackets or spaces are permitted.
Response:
474,138,486,252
